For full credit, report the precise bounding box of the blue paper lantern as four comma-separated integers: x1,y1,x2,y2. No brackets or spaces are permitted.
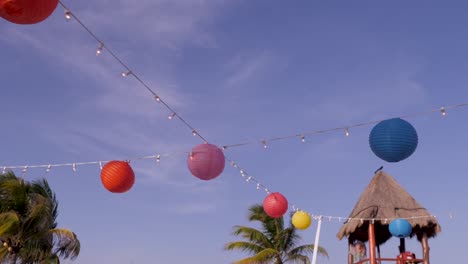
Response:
369,118,418,162
389,218,412,238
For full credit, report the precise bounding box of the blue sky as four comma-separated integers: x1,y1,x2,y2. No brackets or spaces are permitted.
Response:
1,1,468,263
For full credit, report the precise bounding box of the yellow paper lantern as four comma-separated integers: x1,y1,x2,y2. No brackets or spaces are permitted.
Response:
292,211,311,230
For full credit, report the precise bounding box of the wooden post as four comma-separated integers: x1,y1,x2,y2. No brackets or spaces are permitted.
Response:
399,238,406,253
368,222,377,264
421,233,430,264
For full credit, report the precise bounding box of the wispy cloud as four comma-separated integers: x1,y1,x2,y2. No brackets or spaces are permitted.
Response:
0,1,233,190
225,52,274,87
302,59,427,124
167,201,218,215
75,0,233,49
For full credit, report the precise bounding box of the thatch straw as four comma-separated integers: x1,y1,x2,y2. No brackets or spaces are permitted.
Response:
336,171,441,245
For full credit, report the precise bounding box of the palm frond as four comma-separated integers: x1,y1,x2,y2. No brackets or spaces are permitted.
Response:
288,244,328,258
31,179,58,227
41,253,60,264
232,226,274,248
280,227,300,252
0,246,10,261
247,204,284,241
285,253,310,264
233,248,279,264
0,212,20,236
224,241,265,254
50,228,80,259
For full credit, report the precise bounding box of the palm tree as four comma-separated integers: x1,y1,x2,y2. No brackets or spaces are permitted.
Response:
0,171,80,263
225,204,328,264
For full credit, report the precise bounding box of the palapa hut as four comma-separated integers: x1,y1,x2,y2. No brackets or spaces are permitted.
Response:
337,170,441,264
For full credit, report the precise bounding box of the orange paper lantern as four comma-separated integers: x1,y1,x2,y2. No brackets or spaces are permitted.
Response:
263,192,288,218
100,161,135,193
0,0,58,25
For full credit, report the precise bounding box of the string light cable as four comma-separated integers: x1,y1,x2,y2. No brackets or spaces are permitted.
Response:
221,103,468,150
5,3,457,223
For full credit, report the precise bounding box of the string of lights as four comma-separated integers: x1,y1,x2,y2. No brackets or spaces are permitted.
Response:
59,1,208,144
2,101,465,177
2,2,454,223
221,103,468,150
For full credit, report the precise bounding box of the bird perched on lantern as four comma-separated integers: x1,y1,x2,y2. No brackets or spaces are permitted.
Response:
263,192,288,218
369,118,418,162
0,0,58,24
187,143,225,181
100,160,135,193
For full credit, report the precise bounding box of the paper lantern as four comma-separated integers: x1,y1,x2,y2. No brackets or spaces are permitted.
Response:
389,218,412,238
292,211,311,230
100,160,135,193
187,143,225,181
369,118,418,162
263,192,288,218
0,0,58,25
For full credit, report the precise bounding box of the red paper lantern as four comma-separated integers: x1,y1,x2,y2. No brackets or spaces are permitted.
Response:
0,0,58,25
263,192,288,218
100,161,135,193
187,143,225,180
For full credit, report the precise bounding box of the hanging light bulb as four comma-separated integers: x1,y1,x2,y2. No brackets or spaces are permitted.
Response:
440,107,447,117
64,10,72,21
246,176,252,182
46,165,52,173
96,43,104,56
22,166,28,174
264,187,270,193
256,183,260,190
345,128,350,137
191,130,197,136
300,134,306,143
121,71,132,77
72,163,77,172
99,161,103,170
154,96,161,102
261,140,268,149
156,155,161,163
168,113,176,120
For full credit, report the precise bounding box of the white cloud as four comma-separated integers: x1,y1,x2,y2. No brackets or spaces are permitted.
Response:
225,52,274,87
167,201,218,214
0,0,233,190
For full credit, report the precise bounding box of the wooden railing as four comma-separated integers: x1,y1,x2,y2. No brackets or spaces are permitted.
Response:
355,258,424,264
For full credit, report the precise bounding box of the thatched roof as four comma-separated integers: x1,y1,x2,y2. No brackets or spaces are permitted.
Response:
336,171,441,245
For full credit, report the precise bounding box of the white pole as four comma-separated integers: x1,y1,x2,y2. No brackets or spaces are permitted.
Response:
311,216,323,264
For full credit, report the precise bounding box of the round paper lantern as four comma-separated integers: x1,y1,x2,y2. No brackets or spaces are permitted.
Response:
389,218,412,238
263,192,288,218
292,211,312,230
369,118,418,163
187,143,225,181
100,160,135,193
0,0,58,25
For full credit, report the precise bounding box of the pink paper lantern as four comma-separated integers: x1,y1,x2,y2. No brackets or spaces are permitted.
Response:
263,192,288,218
187,143,225,180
